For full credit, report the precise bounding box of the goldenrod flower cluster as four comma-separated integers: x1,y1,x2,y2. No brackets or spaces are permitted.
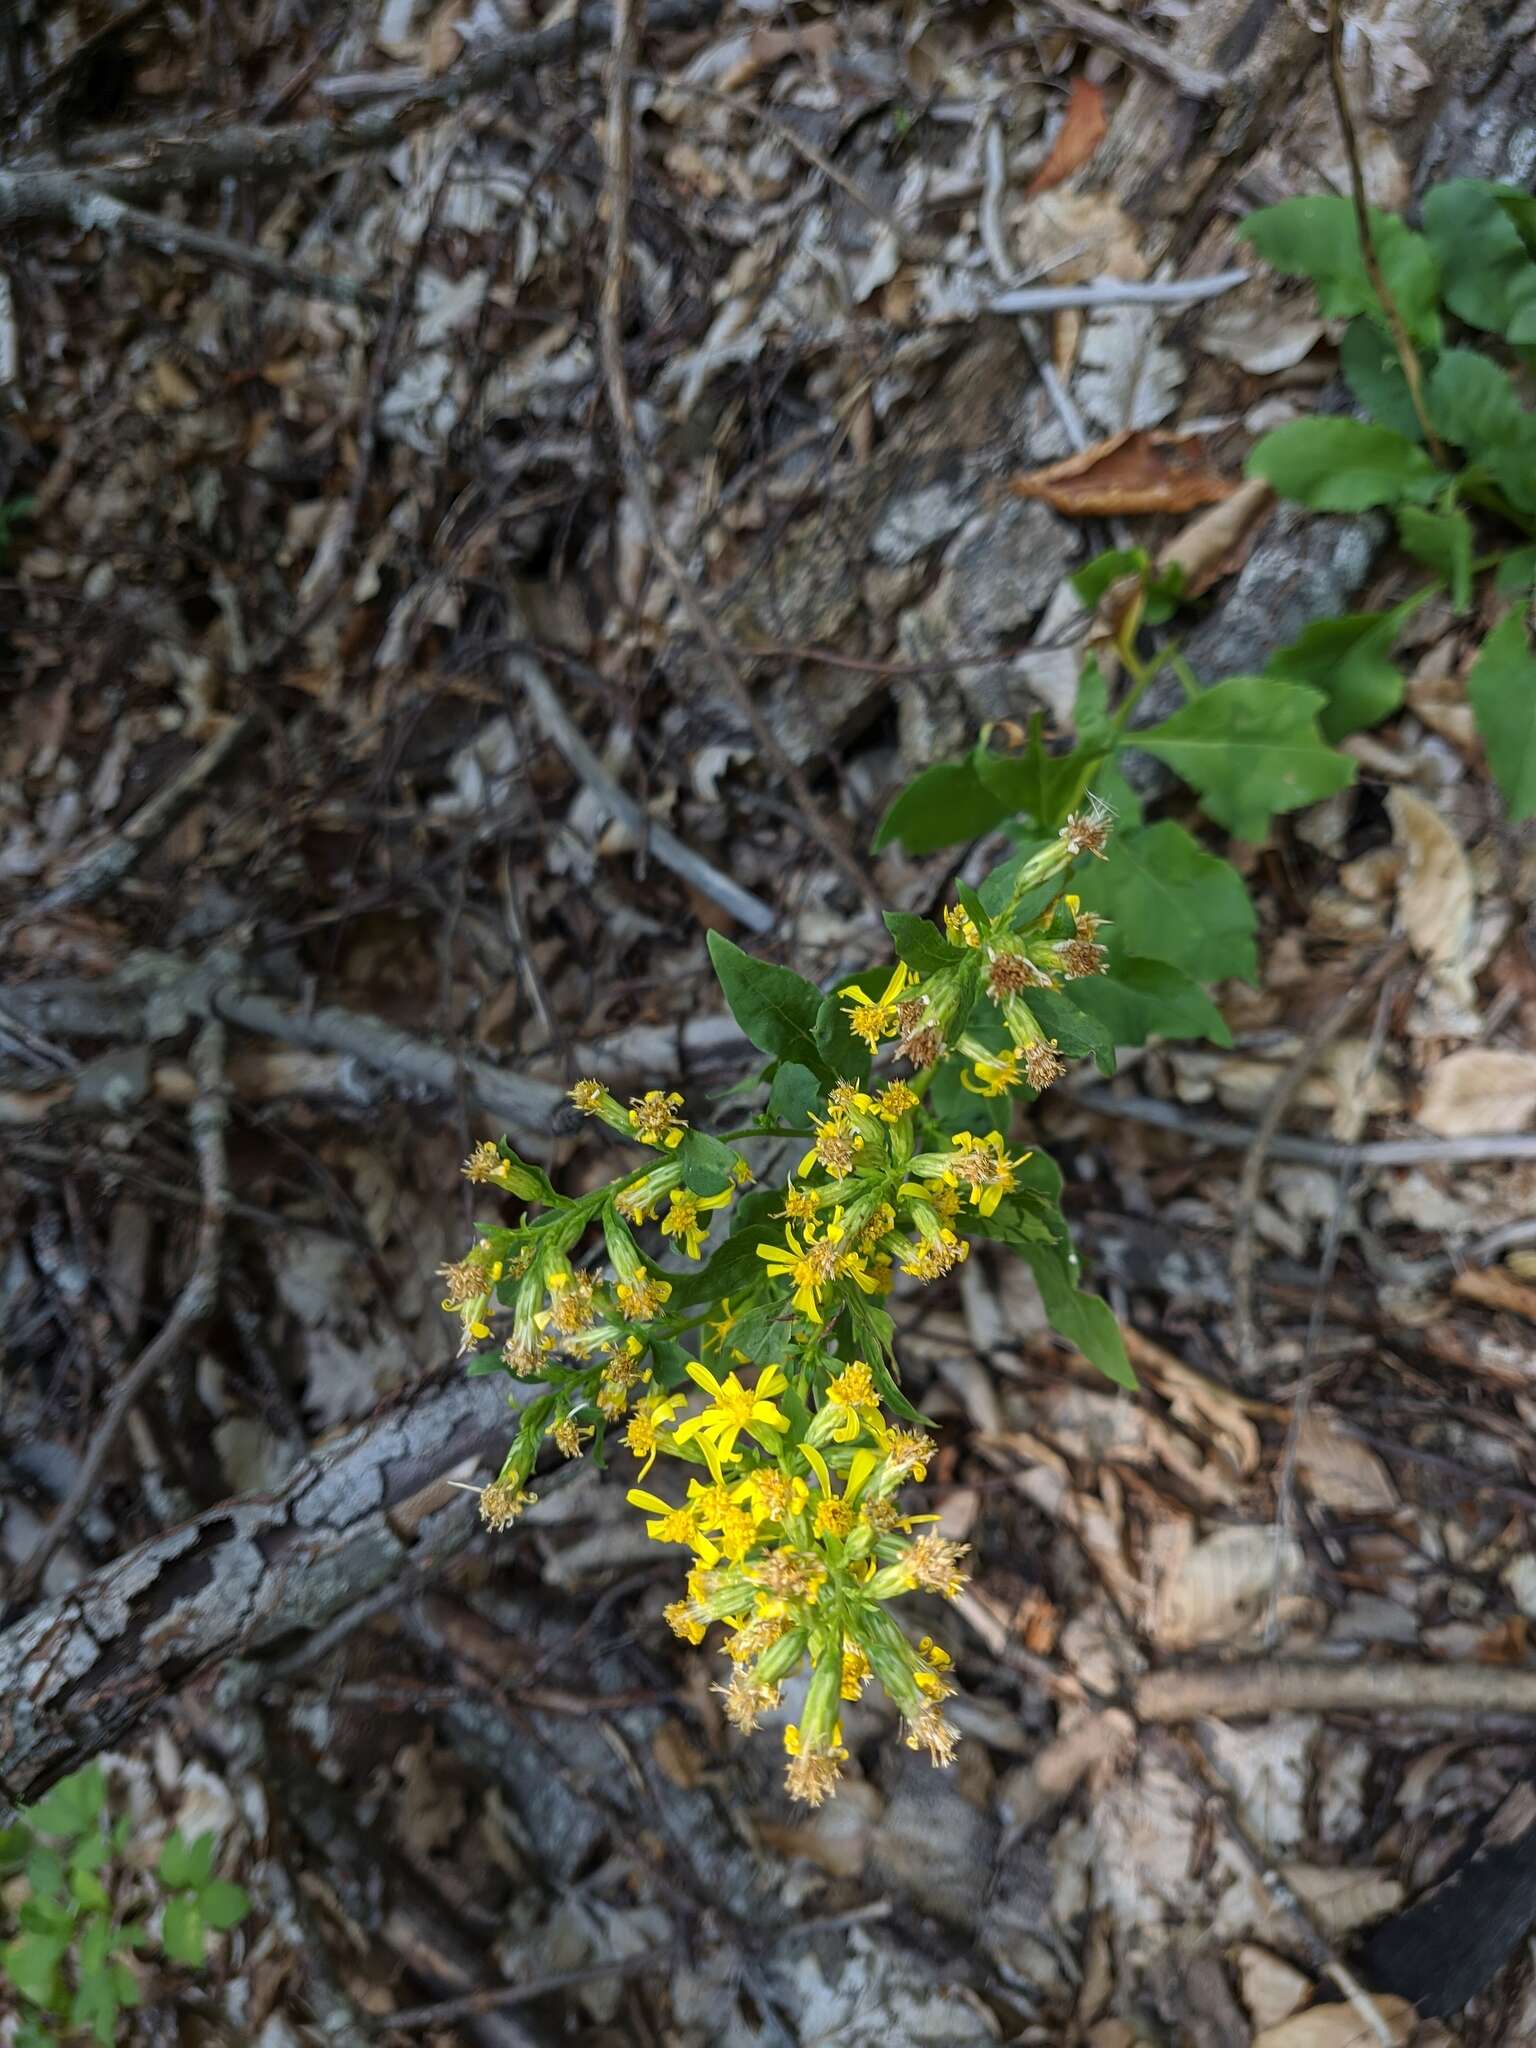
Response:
439,806,1112,1804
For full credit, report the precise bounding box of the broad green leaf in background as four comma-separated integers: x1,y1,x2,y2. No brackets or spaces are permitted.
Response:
1426,348,1536,511
813,991,871,1085
765,1060,822,1127
3,1930,66,2006
24,1764,106,1840
1071,820,1258,983
1263,611,1404,739
973,720,1104,829
1496,544,1536,595
161,1894,205,1968
1026,987,1117,1076
1135,677,1354,841
1020,1234,1136,1388
1087,754,1144,830
1246,418,1441,512
1465,610,1536,821
197,1880,250,1932
1423,179,1536,344
1070,951,1233,1048
706,933,827,1077
1498,192,1536,259
1338,317,1423,440
1238,194,1442,345
1396,504,1473,611
872,757,1012,853
882,910,966,977
1071,546,1147,608
678,1129,738,1198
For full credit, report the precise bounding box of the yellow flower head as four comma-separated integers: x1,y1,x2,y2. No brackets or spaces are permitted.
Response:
628,1088,687,1149
674,1361,790,1467
778,1183,821,1224
958,1043,1025,1097
624,1390,685,1477
945,1130,1031,1217
461,1141,506,1184
548,1416,593,1459
798,1111,861,1181
755,1218,842,1322
943,903,981,948
838,962,912,1049
659,1184,732,1260
874,1080,918,1123
478,1481,535,1531
568,1078,606,1115
616,1274,672,1322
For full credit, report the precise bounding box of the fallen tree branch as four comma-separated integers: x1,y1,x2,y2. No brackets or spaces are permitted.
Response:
8,1020,233,1607
1073,1087,1536,1168
0,1370,521,1808
599,0,882,917
19,0,724,201
1137,1660,1536,1723
0,171,383,308
510,638,776,935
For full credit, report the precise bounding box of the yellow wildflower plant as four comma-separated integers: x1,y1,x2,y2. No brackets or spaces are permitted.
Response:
438,806,1139,1805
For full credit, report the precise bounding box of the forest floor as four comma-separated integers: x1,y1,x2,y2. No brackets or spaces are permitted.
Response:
4,2,1536,2044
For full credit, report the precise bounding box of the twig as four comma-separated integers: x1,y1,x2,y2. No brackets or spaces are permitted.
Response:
1037,0,1229,101
988,270,1250,315
1138,1660,1536,1721
1231,941,1412,1375
598,0,882,916
10,1019,230,1605
508,637,775,935
17,0,726,200
1324,0,1444,462
1071,1090,1536,1167
981,119,1093,459
1161,1728,1400,2048
0,170,383,308
379,1945,684,2031
27,710,258,922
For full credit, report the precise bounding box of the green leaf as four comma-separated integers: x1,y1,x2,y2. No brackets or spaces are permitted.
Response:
157,1831,193,1889
78,1918,111,1975
0,1824,32,1869
1466,610,1536,820
1071,545,1147,608
706,933,827,1077
1263,611,1403,740
19,1894,73,1939
1246,418,1440,511
1073,656,1113,750
197,1879,250,1932
1239,194,1441,344
813,991,871,1085
1424,348,1536,511
883,910,965,978
3,1931,66,2008
1069,951,1233,1048
68,1865,111,1912
69,1967,119,2046
24,1765,106,1840
1025,988,1117,1077
111,1961,141,2003
464,1353,509,1377
663,1223,781,1309
161,1893,205,1967
24,1848,66,1900
1135,677,1354,841
1072,821,1257,984
973,723,1103,831
1495,544,1536,596
765,1061,822,1127
873,758,1012,853
1088,754,1144,831
1020,1233,1135,1388
1397,503,1473,611
1423,180,1536,344
1498,192,1536,259
678,1129,739,1199
1338,317,1423,439
491,1142,567,1208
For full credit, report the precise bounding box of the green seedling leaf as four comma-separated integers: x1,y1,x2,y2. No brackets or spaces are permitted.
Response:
678,1129,739,1199
197,1879,251,1932
1071,545,1147,609
813,991,871,1086
24,1765,106,1840
161,1893,205,1967
1495,545,1536,595
1397,504,1473,611
1263,611,1404,739
973,721,1103,830
1466,610,1536,820
765,1061,822,1127
1069,951,1233,1048
1338,317,1423,439
883,911,966,978
1246,417,1440,512
3,1931,67,2008
1135,677,1354,841
1423,179,1536,344
1061,821,1258,984
1239,194,1441,345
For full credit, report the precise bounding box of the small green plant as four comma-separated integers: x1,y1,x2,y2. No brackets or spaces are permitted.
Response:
0,495,35,566
0,1765,250,2045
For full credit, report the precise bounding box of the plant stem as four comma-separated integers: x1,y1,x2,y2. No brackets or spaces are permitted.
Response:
1324,0,1445,463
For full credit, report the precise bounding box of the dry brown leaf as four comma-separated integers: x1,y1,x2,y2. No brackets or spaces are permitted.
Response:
757,1778,881,1879
1388,787,1474,983
1252,1995,1416,2048
1279,1865,1404,1939
1295,1406,1397,1513
1417,1047,1536,1136
1011,432,1234,518
1152,1524,1307,1650
1157,477,1274,598
1237,1945,1312,2031
1453,1264,1536,1322
1026,77,1109,197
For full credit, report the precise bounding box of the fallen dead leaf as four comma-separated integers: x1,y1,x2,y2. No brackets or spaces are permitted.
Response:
1011,431,1234,517
1152,1524,1307,1651
1157,477,1274,599
1452,1264,1536,1322
1251,1995,1416,2048
1417,1047,1536,1136
1295,1406,1397,1513
1388,787,1474,989
1237,1944,1313,2031
757,1778,881,1879
1026,77,1109,196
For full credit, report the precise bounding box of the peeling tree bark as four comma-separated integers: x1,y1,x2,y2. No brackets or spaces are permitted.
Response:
0,1371,520,1809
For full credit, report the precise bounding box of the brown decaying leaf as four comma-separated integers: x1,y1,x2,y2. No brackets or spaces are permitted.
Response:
1010,431,1235,518
1026,77,1109,197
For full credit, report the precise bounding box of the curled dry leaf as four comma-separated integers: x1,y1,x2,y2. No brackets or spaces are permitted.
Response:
1387,787,1474,991
1026,77,1109,197
1416,1047,1536,1137
1251,1994,1417,2048
1294,1405,1397,1513
1157,477,1275,599
1152,1524,1307,1651
1010,431,1235,518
